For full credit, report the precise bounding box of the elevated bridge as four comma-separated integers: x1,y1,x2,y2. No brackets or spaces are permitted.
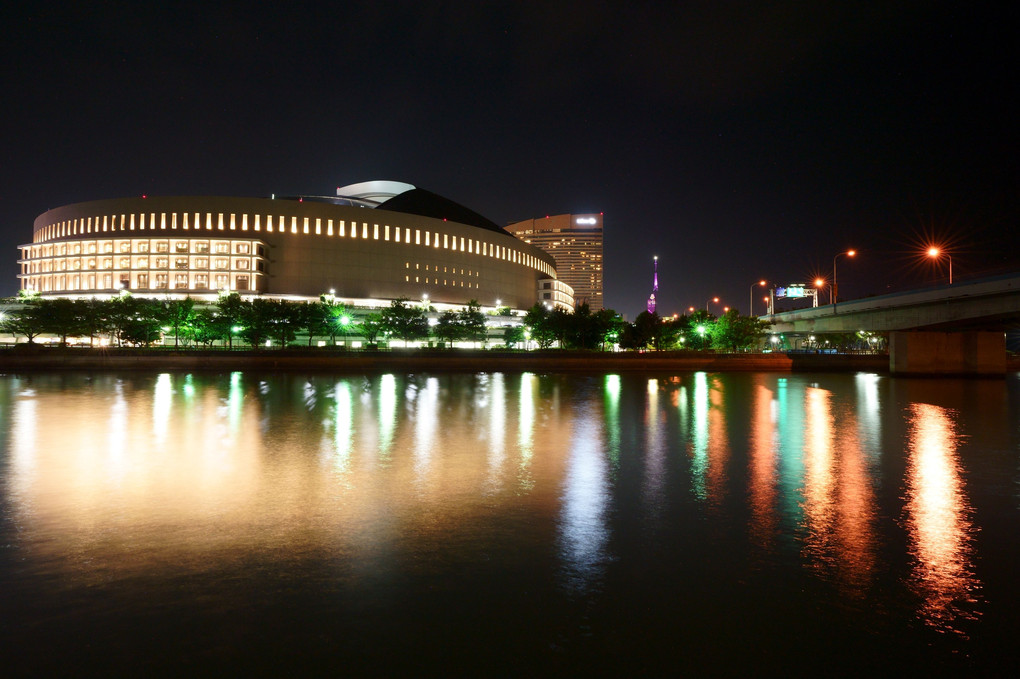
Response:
765,273,1020,375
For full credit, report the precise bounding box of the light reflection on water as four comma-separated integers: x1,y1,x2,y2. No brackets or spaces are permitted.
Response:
904,402,980,634
1,371,1017,674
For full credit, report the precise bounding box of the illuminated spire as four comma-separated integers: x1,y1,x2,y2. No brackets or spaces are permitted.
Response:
647,256,658,314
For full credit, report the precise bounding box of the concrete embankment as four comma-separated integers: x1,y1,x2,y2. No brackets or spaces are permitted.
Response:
0,347,893,374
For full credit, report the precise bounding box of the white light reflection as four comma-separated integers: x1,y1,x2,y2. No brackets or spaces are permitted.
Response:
486,373,506,492
603,375,621,471
227,372,243,436
855,373,882,456
643,378,665,511
11,388,38,493
107,380,128,481
558,404,609,593
377,374,397,459
153,373,172,443
904,403,980,635
333,381,354,473
414,377,440,483
690,372,709,501
518,373,536,491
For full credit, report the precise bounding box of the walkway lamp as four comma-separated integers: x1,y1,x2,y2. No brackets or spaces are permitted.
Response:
832,250,856,306
750,280,766,316
927,247,952,285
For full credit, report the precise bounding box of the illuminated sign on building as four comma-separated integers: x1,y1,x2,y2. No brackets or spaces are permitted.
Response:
575,217,597,225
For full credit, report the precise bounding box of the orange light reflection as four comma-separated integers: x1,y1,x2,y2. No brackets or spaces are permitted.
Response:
904,403,980,634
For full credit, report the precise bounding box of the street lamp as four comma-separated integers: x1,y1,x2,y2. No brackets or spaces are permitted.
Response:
749,280,766,316
706,296,719,312
927,247,952,284
832,250,856,306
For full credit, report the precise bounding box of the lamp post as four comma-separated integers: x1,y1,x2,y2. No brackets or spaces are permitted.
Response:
927,247,952,284
706,296,719,312
832,250,856,307
749,280,766,316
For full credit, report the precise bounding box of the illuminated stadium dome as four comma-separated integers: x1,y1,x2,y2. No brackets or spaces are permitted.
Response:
18,182,574,311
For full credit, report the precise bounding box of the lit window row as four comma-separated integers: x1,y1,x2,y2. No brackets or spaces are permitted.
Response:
19,237,263,293
35,210,555,277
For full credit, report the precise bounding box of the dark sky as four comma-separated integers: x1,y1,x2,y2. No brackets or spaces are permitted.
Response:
2,1,1016,317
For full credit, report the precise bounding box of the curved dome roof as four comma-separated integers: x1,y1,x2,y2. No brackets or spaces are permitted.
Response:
375,187,502,233
286,180,502,233
335,180,416,206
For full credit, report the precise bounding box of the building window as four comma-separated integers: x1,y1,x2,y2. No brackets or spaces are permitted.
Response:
236,275,249,291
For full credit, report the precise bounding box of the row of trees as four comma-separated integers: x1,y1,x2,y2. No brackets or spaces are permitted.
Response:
514,304,772,352
619,309,772,351
1,294,776,352
0,294,496,349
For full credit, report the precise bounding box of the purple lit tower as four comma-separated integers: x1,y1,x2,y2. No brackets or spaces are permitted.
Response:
646,256,658,314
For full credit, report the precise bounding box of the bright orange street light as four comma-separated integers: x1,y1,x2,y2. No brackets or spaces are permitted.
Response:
927,247,952,284
749,279,766,317
832,249,856,306
706,296,719,312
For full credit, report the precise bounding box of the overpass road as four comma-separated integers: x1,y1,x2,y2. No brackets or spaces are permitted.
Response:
765,272,1020,334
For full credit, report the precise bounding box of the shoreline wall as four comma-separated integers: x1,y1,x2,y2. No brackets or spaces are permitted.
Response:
0,348,894,374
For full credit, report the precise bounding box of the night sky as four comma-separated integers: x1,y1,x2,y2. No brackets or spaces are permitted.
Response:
2,1,1016,317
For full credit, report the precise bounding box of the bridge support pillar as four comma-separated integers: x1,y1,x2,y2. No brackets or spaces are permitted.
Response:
889,331,1006,375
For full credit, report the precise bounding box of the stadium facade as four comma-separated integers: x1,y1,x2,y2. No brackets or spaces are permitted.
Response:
18,181,574,312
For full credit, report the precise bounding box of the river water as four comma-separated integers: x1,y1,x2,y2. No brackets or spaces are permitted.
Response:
1,371,1018,676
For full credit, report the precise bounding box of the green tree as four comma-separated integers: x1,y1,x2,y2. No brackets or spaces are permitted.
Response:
159,297,196,348
356,313,384,346
523,303,556,349
380,298,429,347
434,310,463,346
216,293,246,348
457,299,487,346
238,298,274,348
502,325,525,349
38,298,83,345
1,304,46,343
709,310,771,352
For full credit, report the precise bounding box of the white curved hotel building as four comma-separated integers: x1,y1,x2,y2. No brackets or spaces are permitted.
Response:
18,181,574,312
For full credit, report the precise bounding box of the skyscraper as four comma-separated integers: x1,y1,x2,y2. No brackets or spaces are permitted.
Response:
504,213,603,310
